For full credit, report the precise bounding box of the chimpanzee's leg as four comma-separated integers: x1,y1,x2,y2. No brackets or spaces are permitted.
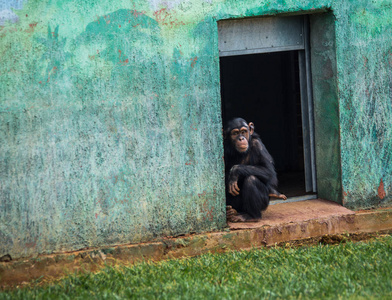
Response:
226,177,245,212
241,175,270,218
269,187,287,200
226,176,269,222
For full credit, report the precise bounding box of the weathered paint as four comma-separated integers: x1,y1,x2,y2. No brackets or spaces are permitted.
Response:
335,0,392,210
1,0,226,258
1,0,392,258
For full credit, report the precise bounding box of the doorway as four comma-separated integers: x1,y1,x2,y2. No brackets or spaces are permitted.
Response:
218,15,317,200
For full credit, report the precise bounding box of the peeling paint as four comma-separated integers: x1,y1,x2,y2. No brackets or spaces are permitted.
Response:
378,178,386,200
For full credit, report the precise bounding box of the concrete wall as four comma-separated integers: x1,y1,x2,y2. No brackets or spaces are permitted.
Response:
335,1,392,209
1,0,391,259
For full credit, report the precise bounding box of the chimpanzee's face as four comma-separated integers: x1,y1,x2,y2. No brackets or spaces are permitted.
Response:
226,118,254,153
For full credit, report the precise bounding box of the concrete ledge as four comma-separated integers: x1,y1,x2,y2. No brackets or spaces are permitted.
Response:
1,199,392,288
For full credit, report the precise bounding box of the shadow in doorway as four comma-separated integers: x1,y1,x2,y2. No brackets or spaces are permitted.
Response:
220,51,314,198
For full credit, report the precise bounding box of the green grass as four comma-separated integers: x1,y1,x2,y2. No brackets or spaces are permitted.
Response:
2,235,392,299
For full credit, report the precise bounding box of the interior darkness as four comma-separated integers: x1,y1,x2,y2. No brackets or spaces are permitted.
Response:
220,51,308,197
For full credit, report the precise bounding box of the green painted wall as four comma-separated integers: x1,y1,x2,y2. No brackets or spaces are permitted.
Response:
335,0,392,209
1,0,391,258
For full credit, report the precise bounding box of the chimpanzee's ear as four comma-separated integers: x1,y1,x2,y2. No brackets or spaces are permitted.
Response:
248,122,255,135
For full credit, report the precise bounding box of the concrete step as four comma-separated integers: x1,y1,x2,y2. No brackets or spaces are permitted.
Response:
229,199,355,230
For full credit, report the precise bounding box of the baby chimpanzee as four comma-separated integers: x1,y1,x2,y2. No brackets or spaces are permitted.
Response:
224,118,286,222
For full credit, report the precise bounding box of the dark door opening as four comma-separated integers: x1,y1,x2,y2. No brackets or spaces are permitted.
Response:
220,51,314,198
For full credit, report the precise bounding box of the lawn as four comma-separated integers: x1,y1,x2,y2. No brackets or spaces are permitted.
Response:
1,235,392,299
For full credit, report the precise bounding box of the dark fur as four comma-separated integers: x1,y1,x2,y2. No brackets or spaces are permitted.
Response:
224,118,279,219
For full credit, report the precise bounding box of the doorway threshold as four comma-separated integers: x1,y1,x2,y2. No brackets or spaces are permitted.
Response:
270,194,317,205
228,198,354,230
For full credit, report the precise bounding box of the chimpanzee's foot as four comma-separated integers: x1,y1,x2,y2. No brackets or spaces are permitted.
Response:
269,193,287,200
228,213,261,223
226,205,238,219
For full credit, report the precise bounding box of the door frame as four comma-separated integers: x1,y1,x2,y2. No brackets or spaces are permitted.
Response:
218,15,317,193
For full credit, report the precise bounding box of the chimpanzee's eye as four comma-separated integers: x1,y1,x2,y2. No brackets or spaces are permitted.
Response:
241,130,247,134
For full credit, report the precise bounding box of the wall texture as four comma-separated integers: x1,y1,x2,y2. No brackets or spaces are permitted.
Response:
1,0,391,259
335,0,392,209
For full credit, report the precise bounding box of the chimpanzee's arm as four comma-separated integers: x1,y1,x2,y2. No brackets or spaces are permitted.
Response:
228,164,274,196
229,164,273,184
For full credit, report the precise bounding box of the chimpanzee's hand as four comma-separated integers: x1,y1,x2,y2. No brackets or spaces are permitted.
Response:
229,165,240,196
229,180,240,196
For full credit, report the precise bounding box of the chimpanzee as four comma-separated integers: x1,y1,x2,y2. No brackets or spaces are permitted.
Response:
224,118,286,222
